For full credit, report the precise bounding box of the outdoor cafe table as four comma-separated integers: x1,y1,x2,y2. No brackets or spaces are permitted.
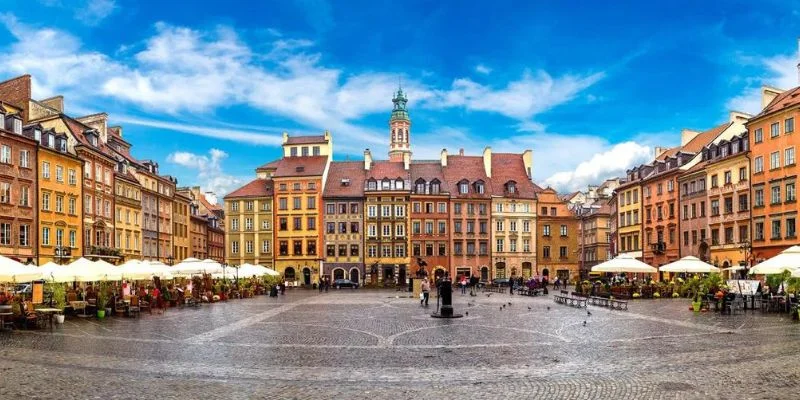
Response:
69,301,89,317
35,308,61,329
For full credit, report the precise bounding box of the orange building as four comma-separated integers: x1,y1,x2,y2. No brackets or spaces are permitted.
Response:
747,86,799,261
535,188,579,282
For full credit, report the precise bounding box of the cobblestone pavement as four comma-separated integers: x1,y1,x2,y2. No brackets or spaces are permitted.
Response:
2,289,799,399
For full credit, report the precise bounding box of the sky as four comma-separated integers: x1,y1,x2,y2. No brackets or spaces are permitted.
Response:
2,0,800,197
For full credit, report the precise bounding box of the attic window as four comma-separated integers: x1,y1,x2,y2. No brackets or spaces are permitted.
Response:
507,182,516,193
295,166,305,173
58,138,66,152
34,129,41,142
340,178,350,186
459,180,469,194
12,117,22,135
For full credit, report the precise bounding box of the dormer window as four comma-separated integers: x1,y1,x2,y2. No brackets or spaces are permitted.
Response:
58,137,66,153
431,179,440,194
506,181,517,194
367,179,377,190
381,178,390,190
474,180,485,194
395,179,404,190
459,180,469,194
47,133,54,148
12,117,21,134
415,179,426,194
34,129,42,142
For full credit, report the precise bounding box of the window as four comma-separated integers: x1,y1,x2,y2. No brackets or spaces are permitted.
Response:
382,205,391,217
307,197,316,209
725,227,734,244
42,193,50,211
262,240,271,253
771,186,781,205
724,197,733,214
772,220,782,239
542,246,550,258
770,151,780,170
293,217,302,230
395,223,405,237
293,240,303,256
724,171,732,184
496,239,504,252
560,225,568,236
739,225,748,242
56,195,63,213
338,245,347,257
787,183,796,202
367,245,377,258
245,218,253,231
350,245,359,256
293,197,301,210
738,194,749,211
382,224,391,237
278,198,288,210
42,227,50,246
0,145,10,164
278,218,287,231
787,118,795,134
754,157,763,173
367,205,377,217
739,167,747,181
425,221,434,234
351,203,359,214
559,246,568,258
339,203,347,214
42,161,51,179
667,180,674,192
395,205,405,217
19,150,29,168
231,241,239,254
771,122,780,138
754,128,763,143
437,202,446,213
454,203,462,214
368,224,377,237
19,186,28,206
710,175,718,188
710,199,719,216
755,189,764,207
786,147,796,166
543,225,550,236
19,225,29,246
439,221,447,234
788,218,797,238
755,222,764,240
246,240,255,253
69,230,75,247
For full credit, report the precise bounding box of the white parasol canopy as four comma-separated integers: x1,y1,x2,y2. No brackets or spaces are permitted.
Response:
658,256,720,273
121,260,172,280
0,255,42,282
750,246,800,275
50,257,122,282
591,253,657,273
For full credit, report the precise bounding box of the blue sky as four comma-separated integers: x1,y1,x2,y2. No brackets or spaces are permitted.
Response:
2,0,800,196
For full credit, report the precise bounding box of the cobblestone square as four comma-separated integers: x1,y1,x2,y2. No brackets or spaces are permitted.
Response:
2,290,799,399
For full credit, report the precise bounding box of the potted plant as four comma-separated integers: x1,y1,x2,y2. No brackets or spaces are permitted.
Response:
96,283,108,319
50,282,67,324
689,280,705,312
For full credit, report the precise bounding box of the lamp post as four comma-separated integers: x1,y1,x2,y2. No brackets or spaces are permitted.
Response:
738,240,752,279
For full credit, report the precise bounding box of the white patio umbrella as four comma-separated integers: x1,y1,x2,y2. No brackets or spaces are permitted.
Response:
0,255,42,282
750,246,800,275
121,260,171,280
659,256,720,274
237,263,271,277
169,258,204,276
591,253,657,274
200,259,224,275
51,257,123,282
263,267,280,277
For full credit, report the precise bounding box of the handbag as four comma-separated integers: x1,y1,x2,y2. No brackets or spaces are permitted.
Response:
419,293,425,300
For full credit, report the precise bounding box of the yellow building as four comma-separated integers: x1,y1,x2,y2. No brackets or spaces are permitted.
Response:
224,178,274,269
32,125,83,264
271,132,331,285
616,174,643,259
173,192,191,262
114,169,142,262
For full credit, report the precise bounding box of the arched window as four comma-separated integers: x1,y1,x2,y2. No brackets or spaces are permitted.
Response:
506,180,517,194
459,180,469,194
474,180,485,194
430,179,440,194
392,129,396,141
415,179,426,194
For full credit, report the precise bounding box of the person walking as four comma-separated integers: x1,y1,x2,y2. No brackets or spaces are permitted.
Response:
460,275,467,295
421,278,431,307
470,273,479,296
324,277,330,292
509,276,514,295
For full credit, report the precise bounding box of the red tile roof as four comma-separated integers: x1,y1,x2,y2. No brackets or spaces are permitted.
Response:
323,161,365,198
273,156,328,178
754,86,800,119
115,169,140,185
257,159,281,170
410,161,447,192
198,194,222,212
63,116,116,160
366,160,408,180
225,178,274,199
285,135,327,145
490,153,536,198
682,122,731,153
443,155,491,199
532,182,545,193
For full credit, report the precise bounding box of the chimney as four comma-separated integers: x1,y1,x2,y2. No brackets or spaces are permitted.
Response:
482,146,492,178
282,131,289,144
440,149,448,167
522,149,533,179
761,86,783,109
459,148,464,156
654,146,667,159
403,151,410,170
363,149,372,171
680,129,701,146
40,96,64,113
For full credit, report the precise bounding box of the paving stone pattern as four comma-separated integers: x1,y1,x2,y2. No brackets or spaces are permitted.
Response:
1,289,798,399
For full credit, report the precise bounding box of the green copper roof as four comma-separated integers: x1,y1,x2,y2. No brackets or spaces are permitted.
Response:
390,88,410,122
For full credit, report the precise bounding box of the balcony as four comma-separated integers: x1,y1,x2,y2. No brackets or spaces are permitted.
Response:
650,241,666,254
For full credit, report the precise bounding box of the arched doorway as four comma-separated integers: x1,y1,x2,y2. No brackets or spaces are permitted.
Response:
495,262,506,278
302,268,311,286
398,266,407,286
284,267,296,281
434,267,445,280
522,262,532,278
542,268,549,278
480,266,489,281
333,268,345,280
349,268,360,283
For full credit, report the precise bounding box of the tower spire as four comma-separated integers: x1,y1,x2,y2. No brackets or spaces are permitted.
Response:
388,87,411,162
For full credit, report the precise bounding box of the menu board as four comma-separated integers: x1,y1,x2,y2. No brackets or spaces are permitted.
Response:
32,282,44,304
727,280,761,295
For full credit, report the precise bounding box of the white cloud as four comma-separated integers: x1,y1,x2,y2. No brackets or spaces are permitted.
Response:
167,149,244,195
542,141,653,192
77,0,118,26
112,115,284,146
727,53,797,114
475,64,492,75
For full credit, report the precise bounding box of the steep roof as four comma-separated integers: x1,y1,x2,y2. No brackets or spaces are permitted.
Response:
490,153,536,198
198,194,222,212
273,156,328,178
682,122,731,153
410,161,445,184
63,116,115,160
443,155,491,199
323,161,366,198
225,178,274,199
754,86,800,119
366,160,408,180
285,135,327,145
257,159,280,170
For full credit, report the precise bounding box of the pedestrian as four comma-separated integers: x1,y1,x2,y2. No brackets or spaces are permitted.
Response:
553,277,560,290
324,277,329,292
280,281,286,295
509,276,514,295
470,274,479,296
421,278,430,307
318,278,323,292
460,275,467,295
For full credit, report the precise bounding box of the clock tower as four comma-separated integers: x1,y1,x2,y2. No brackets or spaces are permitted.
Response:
388,87,411,162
